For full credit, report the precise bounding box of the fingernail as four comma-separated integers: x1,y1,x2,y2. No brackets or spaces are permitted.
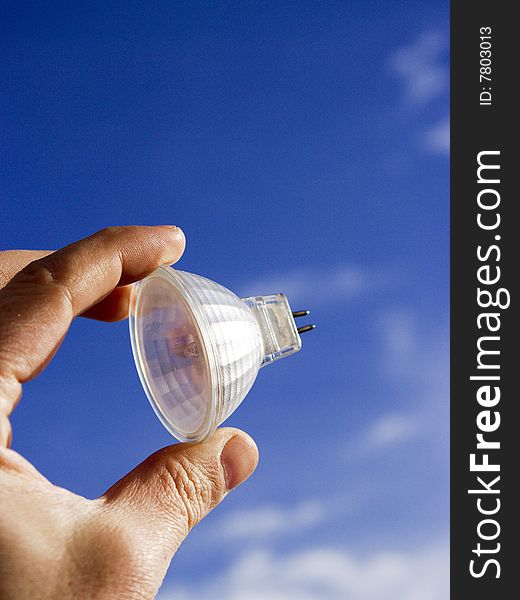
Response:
221,435,258,491
154,225,182,234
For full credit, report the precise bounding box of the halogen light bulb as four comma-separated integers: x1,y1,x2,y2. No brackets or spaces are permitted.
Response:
129,266,314,442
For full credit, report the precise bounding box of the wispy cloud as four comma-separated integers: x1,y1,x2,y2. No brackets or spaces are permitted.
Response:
160,540,448,600
238,264,401,308
361,413,423,449
376,309,449,387
423,117,450,155
345,309,448,458
389,31,448,107
213,500,327,542
345,410,425,459
388,30,449,159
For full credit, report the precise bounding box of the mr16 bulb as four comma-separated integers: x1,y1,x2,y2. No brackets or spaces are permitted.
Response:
129,266,314,443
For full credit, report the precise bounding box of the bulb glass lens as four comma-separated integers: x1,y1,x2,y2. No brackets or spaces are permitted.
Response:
129,270,216,441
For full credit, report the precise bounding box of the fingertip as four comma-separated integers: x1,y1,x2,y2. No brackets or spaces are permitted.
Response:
159,226,186,265
217,428,259,491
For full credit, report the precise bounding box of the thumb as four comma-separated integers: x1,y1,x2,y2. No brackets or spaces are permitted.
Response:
102,428,258,564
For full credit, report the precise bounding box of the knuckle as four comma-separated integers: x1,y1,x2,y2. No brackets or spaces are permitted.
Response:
18,258,59,287
15,257,74,315
98,225,126,240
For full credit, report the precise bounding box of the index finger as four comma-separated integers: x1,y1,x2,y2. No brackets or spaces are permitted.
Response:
0,225,185,444
1,249,141,322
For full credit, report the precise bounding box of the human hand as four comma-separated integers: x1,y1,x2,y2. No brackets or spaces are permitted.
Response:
0,227,259,599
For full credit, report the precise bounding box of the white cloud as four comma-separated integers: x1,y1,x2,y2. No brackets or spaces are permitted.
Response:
362,413,422,449
379,310,417,365
160,540,448,600
214,500,326,542
377,309,449,387
239,264,400,308
345,310,448,459
344,411,424,459
423,117,450,155
389,31,448,107
388,31,449,159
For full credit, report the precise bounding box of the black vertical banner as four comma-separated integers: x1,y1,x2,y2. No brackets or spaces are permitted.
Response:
451,1,517,597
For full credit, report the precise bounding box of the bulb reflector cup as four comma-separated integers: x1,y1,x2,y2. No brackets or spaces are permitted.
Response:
129,266,303,443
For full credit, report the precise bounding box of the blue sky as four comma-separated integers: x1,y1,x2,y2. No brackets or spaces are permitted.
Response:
2,2,449,598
